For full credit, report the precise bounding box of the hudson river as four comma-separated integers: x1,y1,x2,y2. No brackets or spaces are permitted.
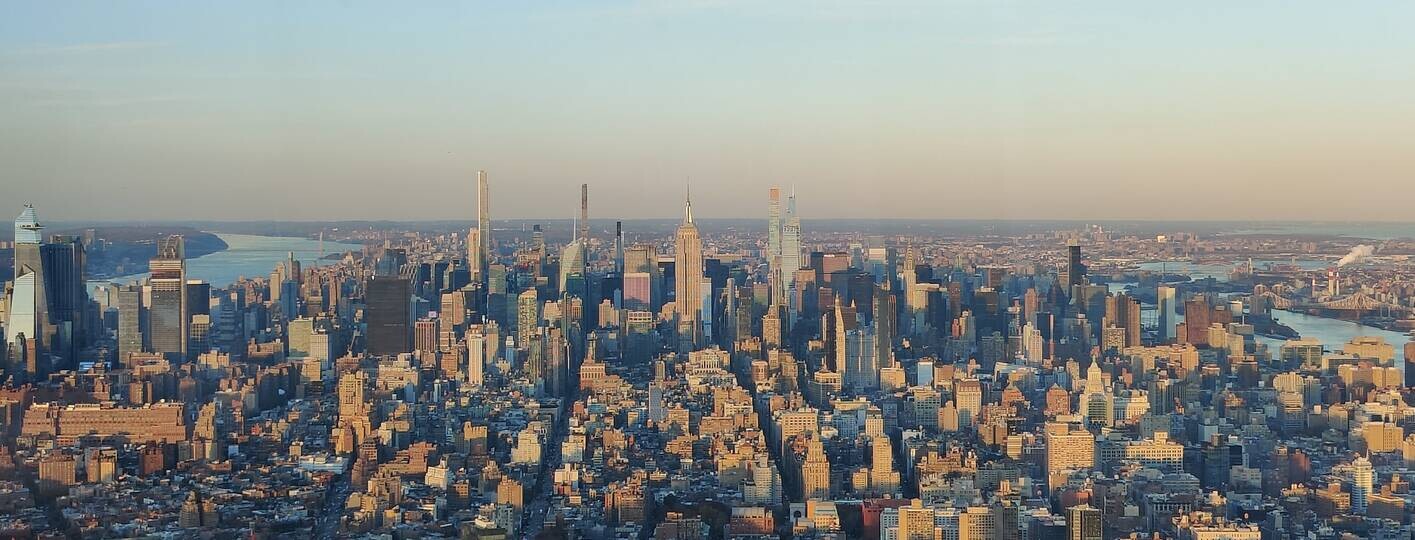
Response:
90,233,364,290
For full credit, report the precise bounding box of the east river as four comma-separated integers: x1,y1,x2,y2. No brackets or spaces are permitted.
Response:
1118,260,1409,362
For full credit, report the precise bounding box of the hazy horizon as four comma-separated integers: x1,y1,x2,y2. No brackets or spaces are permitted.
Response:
5,1,1415,221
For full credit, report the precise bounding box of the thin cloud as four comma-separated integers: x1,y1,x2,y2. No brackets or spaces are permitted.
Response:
6,41,166,56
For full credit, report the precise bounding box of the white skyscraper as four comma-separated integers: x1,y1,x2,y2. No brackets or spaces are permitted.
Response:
467,329,486,387
1352,455,1373,514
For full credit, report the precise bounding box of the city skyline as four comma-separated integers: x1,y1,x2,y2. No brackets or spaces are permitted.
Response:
6,2,1415,221
7,3,1415,539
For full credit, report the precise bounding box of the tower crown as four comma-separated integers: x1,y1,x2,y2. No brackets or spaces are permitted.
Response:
14,204,42,245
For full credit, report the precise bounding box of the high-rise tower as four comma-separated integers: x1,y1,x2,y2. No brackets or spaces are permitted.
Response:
579,183,589,244
366,275,412,355
7,205,52,361
674,187,704,345
148,236,187,359
1066,242,1085,291
476,170,491,280
781,189,802,298
1157,285,1177,342
1352,455,1373,514
614,221,625,274
768,187,782,303
466,227,482,278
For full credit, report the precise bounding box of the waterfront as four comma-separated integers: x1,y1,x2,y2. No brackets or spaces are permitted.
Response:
90,233,364,290
1118,262,1410,362
1134,259,1330,282
1259,309,1408,362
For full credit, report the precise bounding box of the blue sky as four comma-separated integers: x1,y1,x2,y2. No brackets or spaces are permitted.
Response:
4,1,1414,221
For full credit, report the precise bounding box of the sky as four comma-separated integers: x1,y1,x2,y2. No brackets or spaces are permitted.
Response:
3,1,1415,222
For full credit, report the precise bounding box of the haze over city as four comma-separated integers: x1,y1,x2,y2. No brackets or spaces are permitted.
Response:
5,1,1415,221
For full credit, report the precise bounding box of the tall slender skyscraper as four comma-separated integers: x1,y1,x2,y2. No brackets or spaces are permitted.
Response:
901,245,918,333
874,280,896,369
578,183,589,244
476,170,491,280
148,236,187,360
559,184,588,299
674,188,704,343
614,221,625,274
466,228,482,279
768,187,782,303
781,189,802,294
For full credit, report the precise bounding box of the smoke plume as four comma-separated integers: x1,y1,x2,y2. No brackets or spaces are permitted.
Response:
1337,244,1374,267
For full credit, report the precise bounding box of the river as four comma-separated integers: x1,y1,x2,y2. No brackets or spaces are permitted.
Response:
1113,265,1410,362
89,233,364,290
1256,310,1408,362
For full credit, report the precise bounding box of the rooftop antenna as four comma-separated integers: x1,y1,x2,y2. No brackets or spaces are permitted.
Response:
684,177,694,224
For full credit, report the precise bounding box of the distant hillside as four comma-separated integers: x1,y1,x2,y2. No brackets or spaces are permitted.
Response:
0,226,227,282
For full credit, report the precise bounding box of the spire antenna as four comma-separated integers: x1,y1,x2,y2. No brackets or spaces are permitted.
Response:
684,178,694,224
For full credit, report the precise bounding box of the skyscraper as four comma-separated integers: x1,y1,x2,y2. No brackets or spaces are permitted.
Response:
800,437,831,500
466,228,481,279
466,327,486,387
781,189,802,316
41,235,87,365
674,188,704,344
874,280,896,369
768,187,782,303
1066,242,1086,292
476,170,491,281
559,184,589,299
1067,504,1102,540
614,221,625,274
1157,285,1177,342
578,183,589,245
902,245,919,333
7,205,52,359
1352,455,1373,514
148,236,187,360
517,288,540,348
117,284,145,360
366,276,412,355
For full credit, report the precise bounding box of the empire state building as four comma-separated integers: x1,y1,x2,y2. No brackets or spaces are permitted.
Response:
674,189,704,346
